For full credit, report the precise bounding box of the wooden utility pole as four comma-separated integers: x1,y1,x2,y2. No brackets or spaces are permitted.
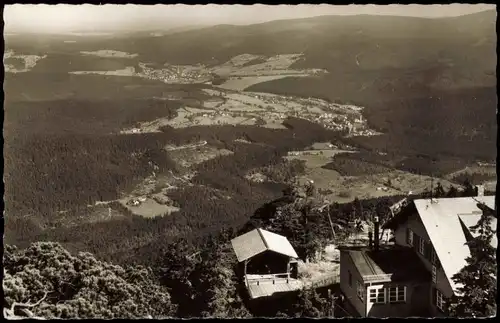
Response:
430,173,434,202
326,202,336,241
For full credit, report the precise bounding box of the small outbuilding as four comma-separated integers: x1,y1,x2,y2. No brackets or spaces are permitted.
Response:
231,228,302,299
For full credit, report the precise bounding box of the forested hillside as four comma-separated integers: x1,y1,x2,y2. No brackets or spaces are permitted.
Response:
4,100,347,263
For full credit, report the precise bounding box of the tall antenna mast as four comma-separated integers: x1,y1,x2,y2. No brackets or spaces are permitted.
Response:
430,173,434,202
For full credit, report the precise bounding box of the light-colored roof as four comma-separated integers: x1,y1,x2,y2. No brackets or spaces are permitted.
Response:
230,228,299,262
413,195,496,291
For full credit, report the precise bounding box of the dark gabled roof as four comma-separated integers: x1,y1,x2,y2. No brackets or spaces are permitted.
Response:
342,246,430,283
382,201,417,230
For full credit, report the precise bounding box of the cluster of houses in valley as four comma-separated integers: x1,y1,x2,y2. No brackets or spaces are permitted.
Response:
137,63,211,84
229,186,497,317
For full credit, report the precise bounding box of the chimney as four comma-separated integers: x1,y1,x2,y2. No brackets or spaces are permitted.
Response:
374,216,380,251
477,185,485,197
368,231,373,249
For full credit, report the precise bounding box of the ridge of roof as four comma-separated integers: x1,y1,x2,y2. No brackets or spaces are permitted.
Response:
256,228,269,250
230,228,299,262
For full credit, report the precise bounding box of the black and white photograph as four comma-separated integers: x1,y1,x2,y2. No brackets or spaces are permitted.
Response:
2,3,497,319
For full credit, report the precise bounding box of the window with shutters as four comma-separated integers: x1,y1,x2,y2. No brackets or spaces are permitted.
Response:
412,233,420,252
418,238,425,255
407,228,414,246
431,247,437,265
369,287,386,304
423,241,431,260
432,265,437,284
388,286,406,303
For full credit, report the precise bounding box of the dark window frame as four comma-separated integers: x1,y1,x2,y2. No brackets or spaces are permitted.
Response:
388,285,407,303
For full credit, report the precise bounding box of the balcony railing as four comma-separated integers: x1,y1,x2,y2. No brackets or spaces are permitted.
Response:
245,273,292,286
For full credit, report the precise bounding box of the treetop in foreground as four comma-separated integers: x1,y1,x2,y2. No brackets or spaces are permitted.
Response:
3,242,177,319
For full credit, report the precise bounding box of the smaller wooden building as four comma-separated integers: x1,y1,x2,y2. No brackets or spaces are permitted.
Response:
231,228,302,299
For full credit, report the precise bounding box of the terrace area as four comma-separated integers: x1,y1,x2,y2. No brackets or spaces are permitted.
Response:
245,273,303,299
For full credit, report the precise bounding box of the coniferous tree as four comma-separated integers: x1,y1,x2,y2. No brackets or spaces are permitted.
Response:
448,203,497,317
447,186,459,197
434,182,446,198
462,179,477,197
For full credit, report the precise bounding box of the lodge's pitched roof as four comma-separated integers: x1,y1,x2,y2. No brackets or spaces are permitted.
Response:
383,195,496,291
230,228,299,262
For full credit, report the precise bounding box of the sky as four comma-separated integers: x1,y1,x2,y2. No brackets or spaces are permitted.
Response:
4,4,496,34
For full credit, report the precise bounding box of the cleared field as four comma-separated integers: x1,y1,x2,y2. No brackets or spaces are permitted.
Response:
168,145,234,168
371,170,458,194
322,157,392,176
444,165,497,182
118,197,179,218
308,142,339,150
211,53,306,76
52,205,126,228
288,149,461,204
4,57,25,70
217,75,309,91
4,50,47,73
225,92,270,107
80,50,139,58
217,99,264,112
69,66,136,76
285,149,355,168
203,98,225,108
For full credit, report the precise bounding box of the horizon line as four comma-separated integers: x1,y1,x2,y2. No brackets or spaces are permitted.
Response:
4,8,496,35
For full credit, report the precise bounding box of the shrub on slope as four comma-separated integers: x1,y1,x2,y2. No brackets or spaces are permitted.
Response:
3,242,177,319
